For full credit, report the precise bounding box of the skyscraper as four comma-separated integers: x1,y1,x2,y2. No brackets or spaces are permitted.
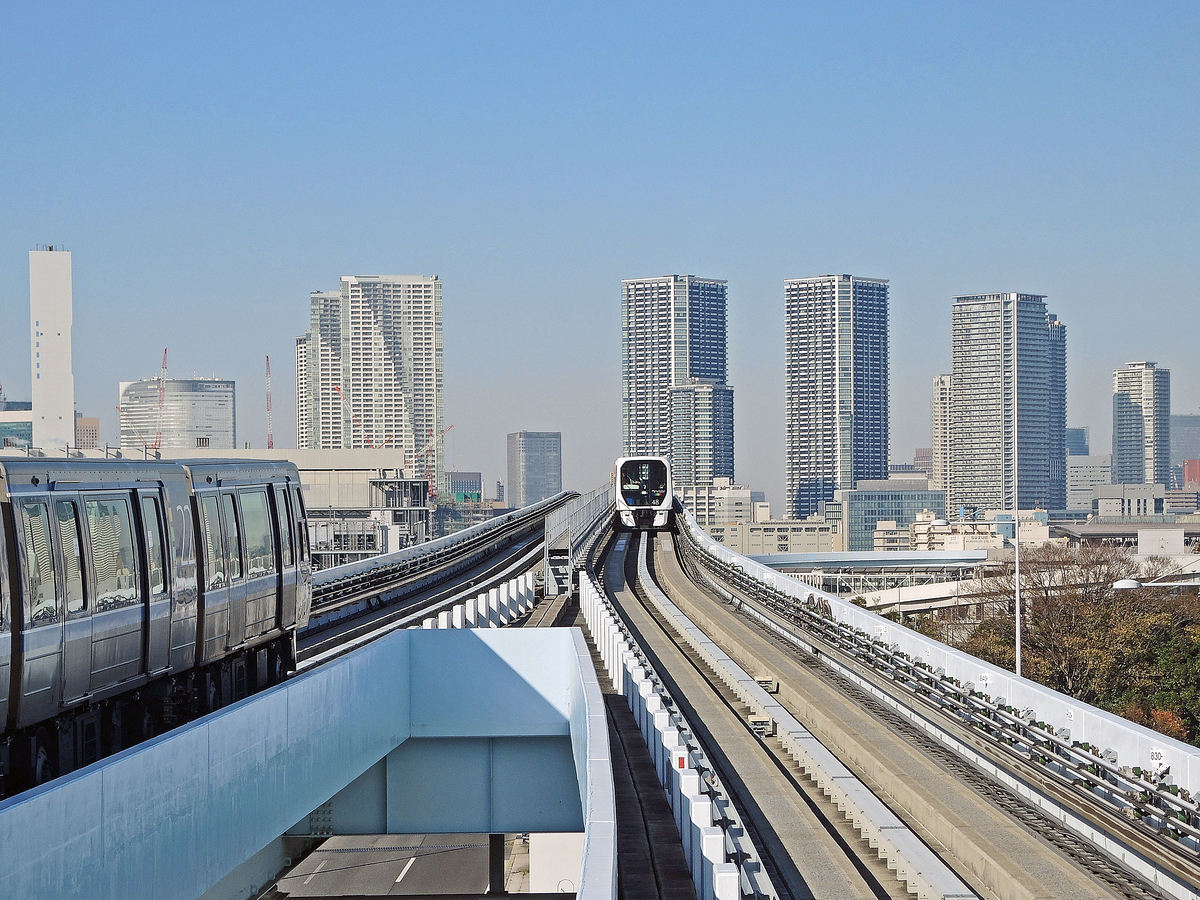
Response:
948,293,1066,513
930,374,952,491
507,431,562,508
1066,427,1090,456
118,378,236,451
621,275,732,487
29,247,75,450
1111,361,1170,487
784,274,889,518
296,275,444,489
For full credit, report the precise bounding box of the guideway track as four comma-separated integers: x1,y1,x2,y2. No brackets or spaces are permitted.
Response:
600,530,916,900
658,529,1163,900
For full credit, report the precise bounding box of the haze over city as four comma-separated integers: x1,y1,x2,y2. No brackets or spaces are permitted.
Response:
2,3,1198,511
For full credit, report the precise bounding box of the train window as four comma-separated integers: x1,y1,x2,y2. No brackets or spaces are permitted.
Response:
291,486,308,560
200,495,225,589
221,494,243,581
141,496,166,595
57,500,87,615
85,497,140,611
240,490,276,578
21,502,58,624
274,487,294,568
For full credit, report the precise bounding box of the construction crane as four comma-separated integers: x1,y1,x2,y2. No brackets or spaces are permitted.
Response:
265,356,274,450
414,425,453,502
116,405,155,456
154,348,168,451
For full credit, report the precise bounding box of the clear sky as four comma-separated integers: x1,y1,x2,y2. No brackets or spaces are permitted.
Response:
2,3,1197,510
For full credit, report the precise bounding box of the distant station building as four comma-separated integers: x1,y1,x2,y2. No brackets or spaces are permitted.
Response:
119,377,236,453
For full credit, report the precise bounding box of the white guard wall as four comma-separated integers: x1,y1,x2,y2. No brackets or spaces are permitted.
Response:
0,628,614,900
29,249,75,450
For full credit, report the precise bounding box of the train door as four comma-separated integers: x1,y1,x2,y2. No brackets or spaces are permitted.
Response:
137,492,170,674
290,484,312,625
0,509,10,730
197,494,229,662
82,494,145,691
220,492,248,649
15,498,62,726
55,497,90,705
274,485,297,628
237,488,277,643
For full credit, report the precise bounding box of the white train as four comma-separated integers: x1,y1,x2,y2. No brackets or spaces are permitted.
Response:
614,456,673,531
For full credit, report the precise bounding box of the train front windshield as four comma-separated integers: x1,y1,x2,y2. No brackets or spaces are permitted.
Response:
620,459,668,508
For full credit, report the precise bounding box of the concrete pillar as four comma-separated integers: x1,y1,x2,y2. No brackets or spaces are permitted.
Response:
652,709,671,782
713,864,739,900
689,795,713,891
700,827,725,900
437,610,451,629
422,617,435,629
465,598,477,628
452,605,464,629
678,768,701,841
489,588,501,627
500,582,511,622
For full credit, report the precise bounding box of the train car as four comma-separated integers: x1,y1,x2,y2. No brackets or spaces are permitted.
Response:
0,457,311,791
614,456,673,531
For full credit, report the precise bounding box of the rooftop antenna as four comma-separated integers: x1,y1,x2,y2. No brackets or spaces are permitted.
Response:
265,355,274,450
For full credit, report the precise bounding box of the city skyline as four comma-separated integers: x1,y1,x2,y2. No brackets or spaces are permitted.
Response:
2,6,1199,511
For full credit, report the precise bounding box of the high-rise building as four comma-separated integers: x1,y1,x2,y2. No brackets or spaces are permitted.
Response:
784,274,889,518
913,447,933,478
1067,455,1111,511
1111,361,1170,487
930,373,952,491
1066,426,1090,456
507,431,562,509
446,471,483,502
74,415,100,450
1170,415,1200,468
296,275,444,489
948,293,1066,513
669,379,734,488
621,275,732,487
118,378,236,451
29,247,75,450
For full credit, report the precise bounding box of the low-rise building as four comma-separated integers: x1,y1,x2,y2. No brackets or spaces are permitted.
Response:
707,517,837,555
873,520,910,552
906,508,1050,551
0,400,33,448
1092,483,1165,518
822,478,947,553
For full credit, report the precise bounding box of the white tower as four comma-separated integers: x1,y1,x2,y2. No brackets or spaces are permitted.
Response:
29,248,75,450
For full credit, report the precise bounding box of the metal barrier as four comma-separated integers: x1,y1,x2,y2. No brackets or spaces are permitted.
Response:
545,483,613,594
580,535,772,900
676,507,1200,900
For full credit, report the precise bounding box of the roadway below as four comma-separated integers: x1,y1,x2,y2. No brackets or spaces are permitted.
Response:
647,528,1153,900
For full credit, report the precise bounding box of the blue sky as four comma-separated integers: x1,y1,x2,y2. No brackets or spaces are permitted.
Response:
2,3,1197,509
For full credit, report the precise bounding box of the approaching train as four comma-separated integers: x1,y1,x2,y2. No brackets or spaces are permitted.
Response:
0,457,312,792
614,456,673,531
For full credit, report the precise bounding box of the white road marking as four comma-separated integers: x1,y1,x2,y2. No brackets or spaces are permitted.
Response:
394,856,417,884
302,859,327,885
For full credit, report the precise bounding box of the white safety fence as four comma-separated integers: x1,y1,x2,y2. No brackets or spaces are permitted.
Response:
418,571,538,629
579,561,773,900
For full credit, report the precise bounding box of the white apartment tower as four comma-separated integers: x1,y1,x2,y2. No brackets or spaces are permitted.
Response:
296,275,444,490
29,247,75,450
930,373,951,491
948,293,1066,513
1111,361,1171,487
621,275,732,488
785,274,889,519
